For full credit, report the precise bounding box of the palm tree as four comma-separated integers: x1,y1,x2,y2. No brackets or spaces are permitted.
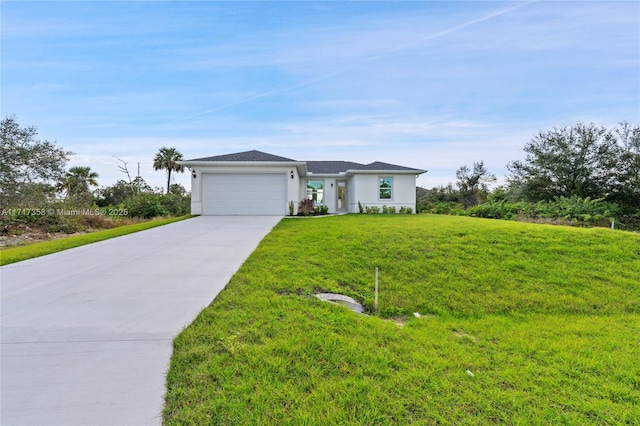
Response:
60,166,99,202
153,147,185,194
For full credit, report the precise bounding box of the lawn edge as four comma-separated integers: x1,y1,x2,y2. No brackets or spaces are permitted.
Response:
0,215,196,266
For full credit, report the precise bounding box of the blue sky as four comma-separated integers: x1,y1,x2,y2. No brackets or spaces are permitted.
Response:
2,1,639,191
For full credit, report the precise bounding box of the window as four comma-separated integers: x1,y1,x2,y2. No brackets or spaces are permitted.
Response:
306,180,324,205
379,177,392,199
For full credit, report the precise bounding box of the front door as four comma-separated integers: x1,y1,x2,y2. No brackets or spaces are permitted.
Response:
336,181,347,212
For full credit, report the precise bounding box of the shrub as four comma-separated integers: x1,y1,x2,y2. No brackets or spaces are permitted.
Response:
47,217,82,234
358,201,365,214
119,192,190,219
466,200,528,220
160,193,190,217
78,213,117,230
616,213,640,231
298,199,314,216
0,203,86,234
420,201,465,215
399,206,413,214
126,193,169,218
532,196,619,223
313,205,329,215
288,201,294,216
382,205,396,214
365,206,380,214
422,195,638,230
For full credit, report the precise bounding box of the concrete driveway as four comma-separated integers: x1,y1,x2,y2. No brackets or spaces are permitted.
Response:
1,216,281,425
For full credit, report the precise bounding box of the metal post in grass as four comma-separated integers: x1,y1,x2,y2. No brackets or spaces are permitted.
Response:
375,267,379,314
611,219,615,230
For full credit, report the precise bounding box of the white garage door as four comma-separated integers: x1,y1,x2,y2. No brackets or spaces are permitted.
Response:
202,173,286,215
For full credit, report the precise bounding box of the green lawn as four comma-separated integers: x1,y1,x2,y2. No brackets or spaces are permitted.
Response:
0,215,193,266
164,215,640,425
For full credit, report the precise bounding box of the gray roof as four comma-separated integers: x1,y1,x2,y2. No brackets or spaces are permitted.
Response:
185,150,424,173
354,161,421,171
306,161,364,174
188,150,296,162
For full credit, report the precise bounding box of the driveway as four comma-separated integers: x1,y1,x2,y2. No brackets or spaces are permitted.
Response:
1,216,281,425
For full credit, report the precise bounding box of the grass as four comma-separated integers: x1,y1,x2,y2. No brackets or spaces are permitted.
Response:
0,215,193,266
163,214,640,425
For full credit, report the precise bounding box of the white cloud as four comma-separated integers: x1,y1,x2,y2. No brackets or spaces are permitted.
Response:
2,1,637,198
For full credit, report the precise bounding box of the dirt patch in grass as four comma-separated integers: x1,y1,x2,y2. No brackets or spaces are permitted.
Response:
0,230,88,247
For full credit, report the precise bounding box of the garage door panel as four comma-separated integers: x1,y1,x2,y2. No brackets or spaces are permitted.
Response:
202,173,285,215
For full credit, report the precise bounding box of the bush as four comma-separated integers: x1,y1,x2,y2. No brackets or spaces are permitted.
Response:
298,199,315,216
77,213,117,230
0,192,191,236
365,206,380,214
616,213,640,231
382,205,396,214
313,205,329,215
126,193,169,218
463,197,620,223
466,200,529,220
423,195,638,230
532,196,619,223
159,193,190,217
0,202,116,235
420,201,465,215
115,192,190,219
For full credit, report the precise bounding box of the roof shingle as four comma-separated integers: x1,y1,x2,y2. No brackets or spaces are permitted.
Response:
188,150,296,162
355,161,420,171
306,161,364,174
185,150,424,173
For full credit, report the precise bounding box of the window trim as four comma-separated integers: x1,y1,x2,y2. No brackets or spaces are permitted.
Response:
378,176,393,200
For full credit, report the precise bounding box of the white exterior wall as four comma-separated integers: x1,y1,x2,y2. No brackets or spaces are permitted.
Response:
189,169,202,214
191,165,300,216
299,176,338,213
394,174,418,211
351,174,377,211
188,162,419,215
350,173,417,213
347,178,357,213
288,168,300,215
324,178,336,213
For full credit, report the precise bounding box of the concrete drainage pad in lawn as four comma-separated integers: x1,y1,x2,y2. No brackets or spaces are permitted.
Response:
315,293,366,314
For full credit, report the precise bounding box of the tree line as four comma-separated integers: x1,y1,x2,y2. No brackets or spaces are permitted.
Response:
1,116,191,233
419,121,639,230
3,116,638,231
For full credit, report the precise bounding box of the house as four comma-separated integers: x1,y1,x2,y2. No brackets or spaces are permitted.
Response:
179,150,426,215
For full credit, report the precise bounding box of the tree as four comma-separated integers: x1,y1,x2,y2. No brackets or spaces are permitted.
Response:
168,183,187,196
0,116,72,206
612,122,640,209
455,161,496,207
114,155,133,184
59,166,99,205
507,122,638,209
153,147,185,194
95,177,155,208
96,180,133,207
132,176,153,194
